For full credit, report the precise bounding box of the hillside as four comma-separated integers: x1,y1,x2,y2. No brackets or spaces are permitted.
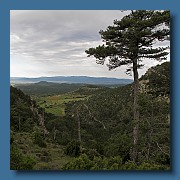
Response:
139,61,170,97
14,82,86,96
14,81,123,97
11,76,133,85
10,62,170,170
10,86,73,170
62,62,170,169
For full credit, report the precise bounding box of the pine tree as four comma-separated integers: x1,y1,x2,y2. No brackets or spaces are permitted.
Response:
85,10,170,163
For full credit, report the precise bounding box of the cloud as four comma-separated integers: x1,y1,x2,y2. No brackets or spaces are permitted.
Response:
10,10,170,78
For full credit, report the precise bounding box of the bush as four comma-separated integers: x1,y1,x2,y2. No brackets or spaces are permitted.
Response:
86,149,100,160
10,144,23,170
137,162,169,170
34,132,47,148
64,140,81,157
34,162,50,170
10,144,37,170
63,154,92,170
62,154,123,170
21,155,37,170
122,160,137,170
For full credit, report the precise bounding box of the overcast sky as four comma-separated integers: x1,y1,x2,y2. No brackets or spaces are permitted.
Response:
10,10,170,79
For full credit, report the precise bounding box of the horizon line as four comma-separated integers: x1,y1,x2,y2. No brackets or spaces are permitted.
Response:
10,75,134,80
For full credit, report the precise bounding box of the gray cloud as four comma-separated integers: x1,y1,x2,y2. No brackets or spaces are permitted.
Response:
10,10,169,78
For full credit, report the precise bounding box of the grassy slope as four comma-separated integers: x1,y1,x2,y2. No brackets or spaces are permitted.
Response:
35,85,107,116
36,93,89,116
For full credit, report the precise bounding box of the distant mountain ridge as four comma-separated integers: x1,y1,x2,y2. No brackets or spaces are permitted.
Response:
10,76,133,85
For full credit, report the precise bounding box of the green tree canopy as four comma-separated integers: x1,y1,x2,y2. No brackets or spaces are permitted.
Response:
86,10,170,73
85,10,170,163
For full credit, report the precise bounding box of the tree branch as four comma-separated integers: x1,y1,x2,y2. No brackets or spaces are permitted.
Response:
83,104,106,129
155,141,169,156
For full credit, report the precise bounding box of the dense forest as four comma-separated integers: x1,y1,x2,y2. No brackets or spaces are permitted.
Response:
10,62,170,170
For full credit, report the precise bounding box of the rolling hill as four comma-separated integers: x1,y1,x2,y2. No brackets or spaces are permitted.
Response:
10,76,133,85
13,81,86,96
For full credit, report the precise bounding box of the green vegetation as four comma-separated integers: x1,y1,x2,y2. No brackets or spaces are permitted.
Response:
10,62,170,170
36,93,88,116
14,82,85,96
85,10,170,163
62,154,168,170
11,131,73,170
10,8,170,171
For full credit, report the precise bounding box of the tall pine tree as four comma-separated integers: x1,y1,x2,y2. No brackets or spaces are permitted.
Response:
85,10,170,163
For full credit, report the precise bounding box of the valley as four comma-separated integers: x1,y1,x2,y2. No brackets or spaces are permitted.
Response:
10,62,170,170
9,10,170,171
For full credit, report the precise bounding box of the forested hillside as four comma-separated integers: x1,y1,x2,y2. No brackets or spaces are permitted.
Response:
14,82,125,97
10,86,73,169
10,62,170,170
14,82,85,96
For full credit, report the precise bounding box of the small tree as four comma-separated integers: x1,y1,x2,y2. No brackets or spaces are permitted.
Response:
85,10,170,163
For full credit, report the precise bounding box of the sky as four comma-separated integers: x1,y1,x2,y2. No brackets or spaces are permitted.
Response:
10,10,170,79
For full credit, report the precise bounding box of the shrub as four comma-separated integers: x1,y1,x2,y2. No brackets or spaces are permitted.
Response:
64,140,81,157
34,132,47,148
10,144,23,170
21,155,37,170
10,144,37,170
62,154,123,170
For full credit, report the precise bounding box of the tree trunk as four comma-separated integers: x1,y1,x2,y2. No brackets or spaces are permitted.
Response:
132,58,140,163
53,124,56,141
18,115,21,131
77,110,81,142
